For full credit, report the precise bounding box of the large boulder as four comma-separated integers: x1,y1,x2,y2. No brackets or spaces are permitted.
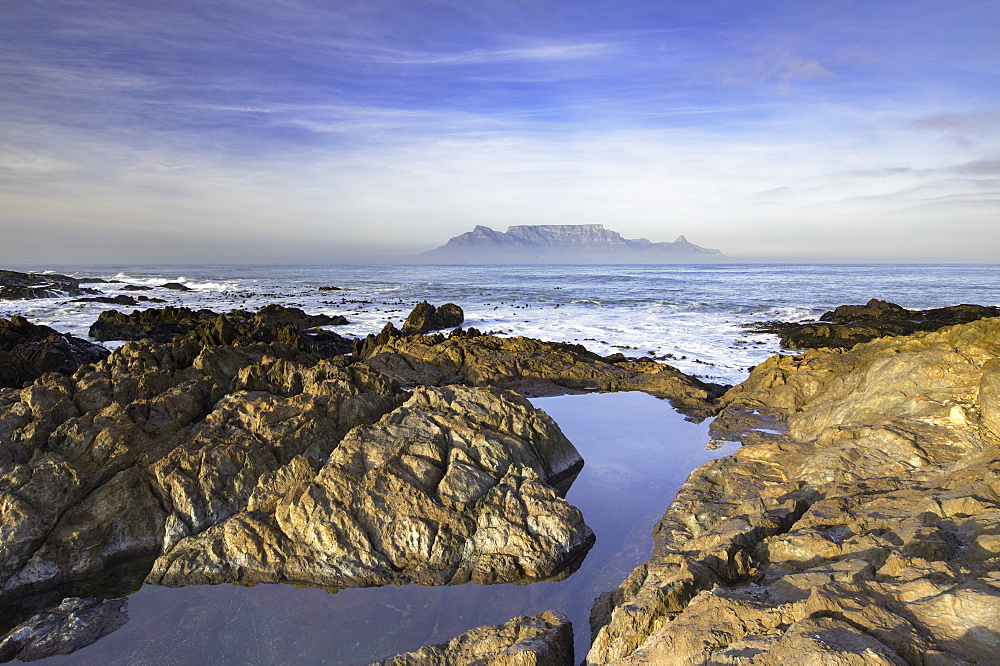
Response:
0,316,110,388
355,327,725,419
147,384,592,588
401,301,464,334
587,316,1000,664
376,610,574,665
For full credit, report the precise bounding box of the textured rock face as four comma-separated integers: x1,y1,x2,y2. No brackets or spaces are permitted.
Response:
0,327,591,635
0,315,110,388
0,597,129,662
0,270,98,300
376,610,575,666
586,317,1000,664
0,336,404,603
147,384,592,588
753,298,1000,350
355,327,725,419
401,301,465,334
89,305,352,354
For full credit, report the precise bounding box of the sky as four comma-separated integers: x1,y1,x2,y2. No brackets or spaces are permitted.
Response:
1,0,998,263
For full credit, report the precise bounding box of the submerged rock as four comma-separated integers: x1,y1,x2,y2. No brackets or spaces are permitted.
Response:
375,610,574,665
753,297,1000,349
355,328,725,419
586,316,1000,664
0,316,110,388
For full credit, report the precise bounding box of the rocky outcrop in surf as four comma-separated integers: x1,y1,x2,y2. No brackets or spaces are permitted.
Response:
0,270,100,300
752,297,1000,350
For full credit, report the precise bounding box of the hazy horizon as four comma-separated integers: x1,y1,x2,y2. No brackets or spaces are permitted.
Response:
2,2,998,264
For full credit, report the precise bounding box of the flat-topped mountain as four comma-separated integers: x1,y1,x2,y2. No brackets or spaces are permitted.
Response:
419,224,724,263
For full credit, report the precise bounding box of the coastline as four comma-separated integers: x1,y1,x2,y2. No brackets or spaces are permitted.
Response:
2,264,1000,663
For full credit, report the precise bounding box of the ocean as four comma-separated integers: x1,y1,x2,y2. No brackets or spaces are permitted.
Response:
5,263,1000,663
6,263,1000,385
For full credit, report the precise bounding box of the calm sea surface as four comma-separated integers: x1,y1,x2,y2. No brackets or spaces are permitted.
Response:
3,263,998,662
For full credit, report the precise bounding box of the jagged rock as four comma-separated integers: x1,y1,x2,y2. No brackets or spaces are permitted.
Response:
147,384,592,588
356,331,725,419
0,316,110,388
0,597,129,662
401,301,464,334
0,336,404,603
88,305,352,355
375,610,574,665
752,298,1000,349
586,316,1000,664
0,270,98,300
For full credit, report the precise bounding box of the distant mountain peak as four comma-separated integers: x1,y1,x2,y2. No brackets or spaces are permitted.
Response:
418,224,724,263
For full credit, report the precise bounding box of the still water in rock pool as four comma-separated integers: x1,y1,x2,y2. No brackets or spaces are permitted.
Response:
38,392,738,664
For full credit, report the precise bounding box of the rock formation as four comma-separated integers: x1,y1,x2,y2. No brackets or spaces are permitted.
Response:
89,305,352,354
375,610,574,665
0,270,98,300
0,316,110,388
0,325,592,636
586,316,1000,663
752,298,1000,350
354,326,725,419
419,225,724,263
401,301,465,334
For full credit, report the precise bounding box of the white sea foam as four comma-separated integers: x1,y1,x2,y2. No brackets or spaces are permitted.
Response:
4,264,1000,386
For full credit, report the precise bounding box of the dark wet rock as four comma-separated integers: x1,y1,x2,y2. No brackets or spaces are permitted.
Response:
0,596,129,662
401,301,464,335
587,316,1000,664
318,286,348,291
159,282,191,291
88,305,353,355
74,295,140,306
0,270,97,300
355,330,725,419
254,303,348,328
752,298,1000,349
376,610,574,665
0,316,110,389
120,284,153,291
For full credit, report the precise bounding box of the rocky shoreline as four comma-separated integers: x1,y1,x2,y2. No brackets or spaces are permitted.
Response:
2,281,1000,663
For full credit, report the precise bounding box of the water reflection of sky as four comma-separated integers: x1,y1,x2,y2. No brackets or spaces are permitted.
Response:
40,392,739,665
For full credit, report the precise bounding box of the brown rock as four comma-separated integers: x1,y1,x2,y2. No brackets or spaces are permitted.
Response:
375,610,574,665
586,316,1000,664
401,301,465,335
147,385,593,588
357,331,725,419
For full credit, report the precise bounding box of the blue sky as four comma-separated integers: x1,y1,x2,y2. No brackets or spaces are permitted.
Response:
1,0,998,262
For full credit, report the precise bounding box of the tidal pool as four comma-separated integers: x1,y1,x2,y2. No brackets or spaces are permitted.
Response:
38,392,738,664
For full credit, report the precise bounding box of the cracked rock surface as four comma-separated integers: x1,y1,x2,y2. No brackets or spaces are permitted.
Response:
586,316,1000,664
